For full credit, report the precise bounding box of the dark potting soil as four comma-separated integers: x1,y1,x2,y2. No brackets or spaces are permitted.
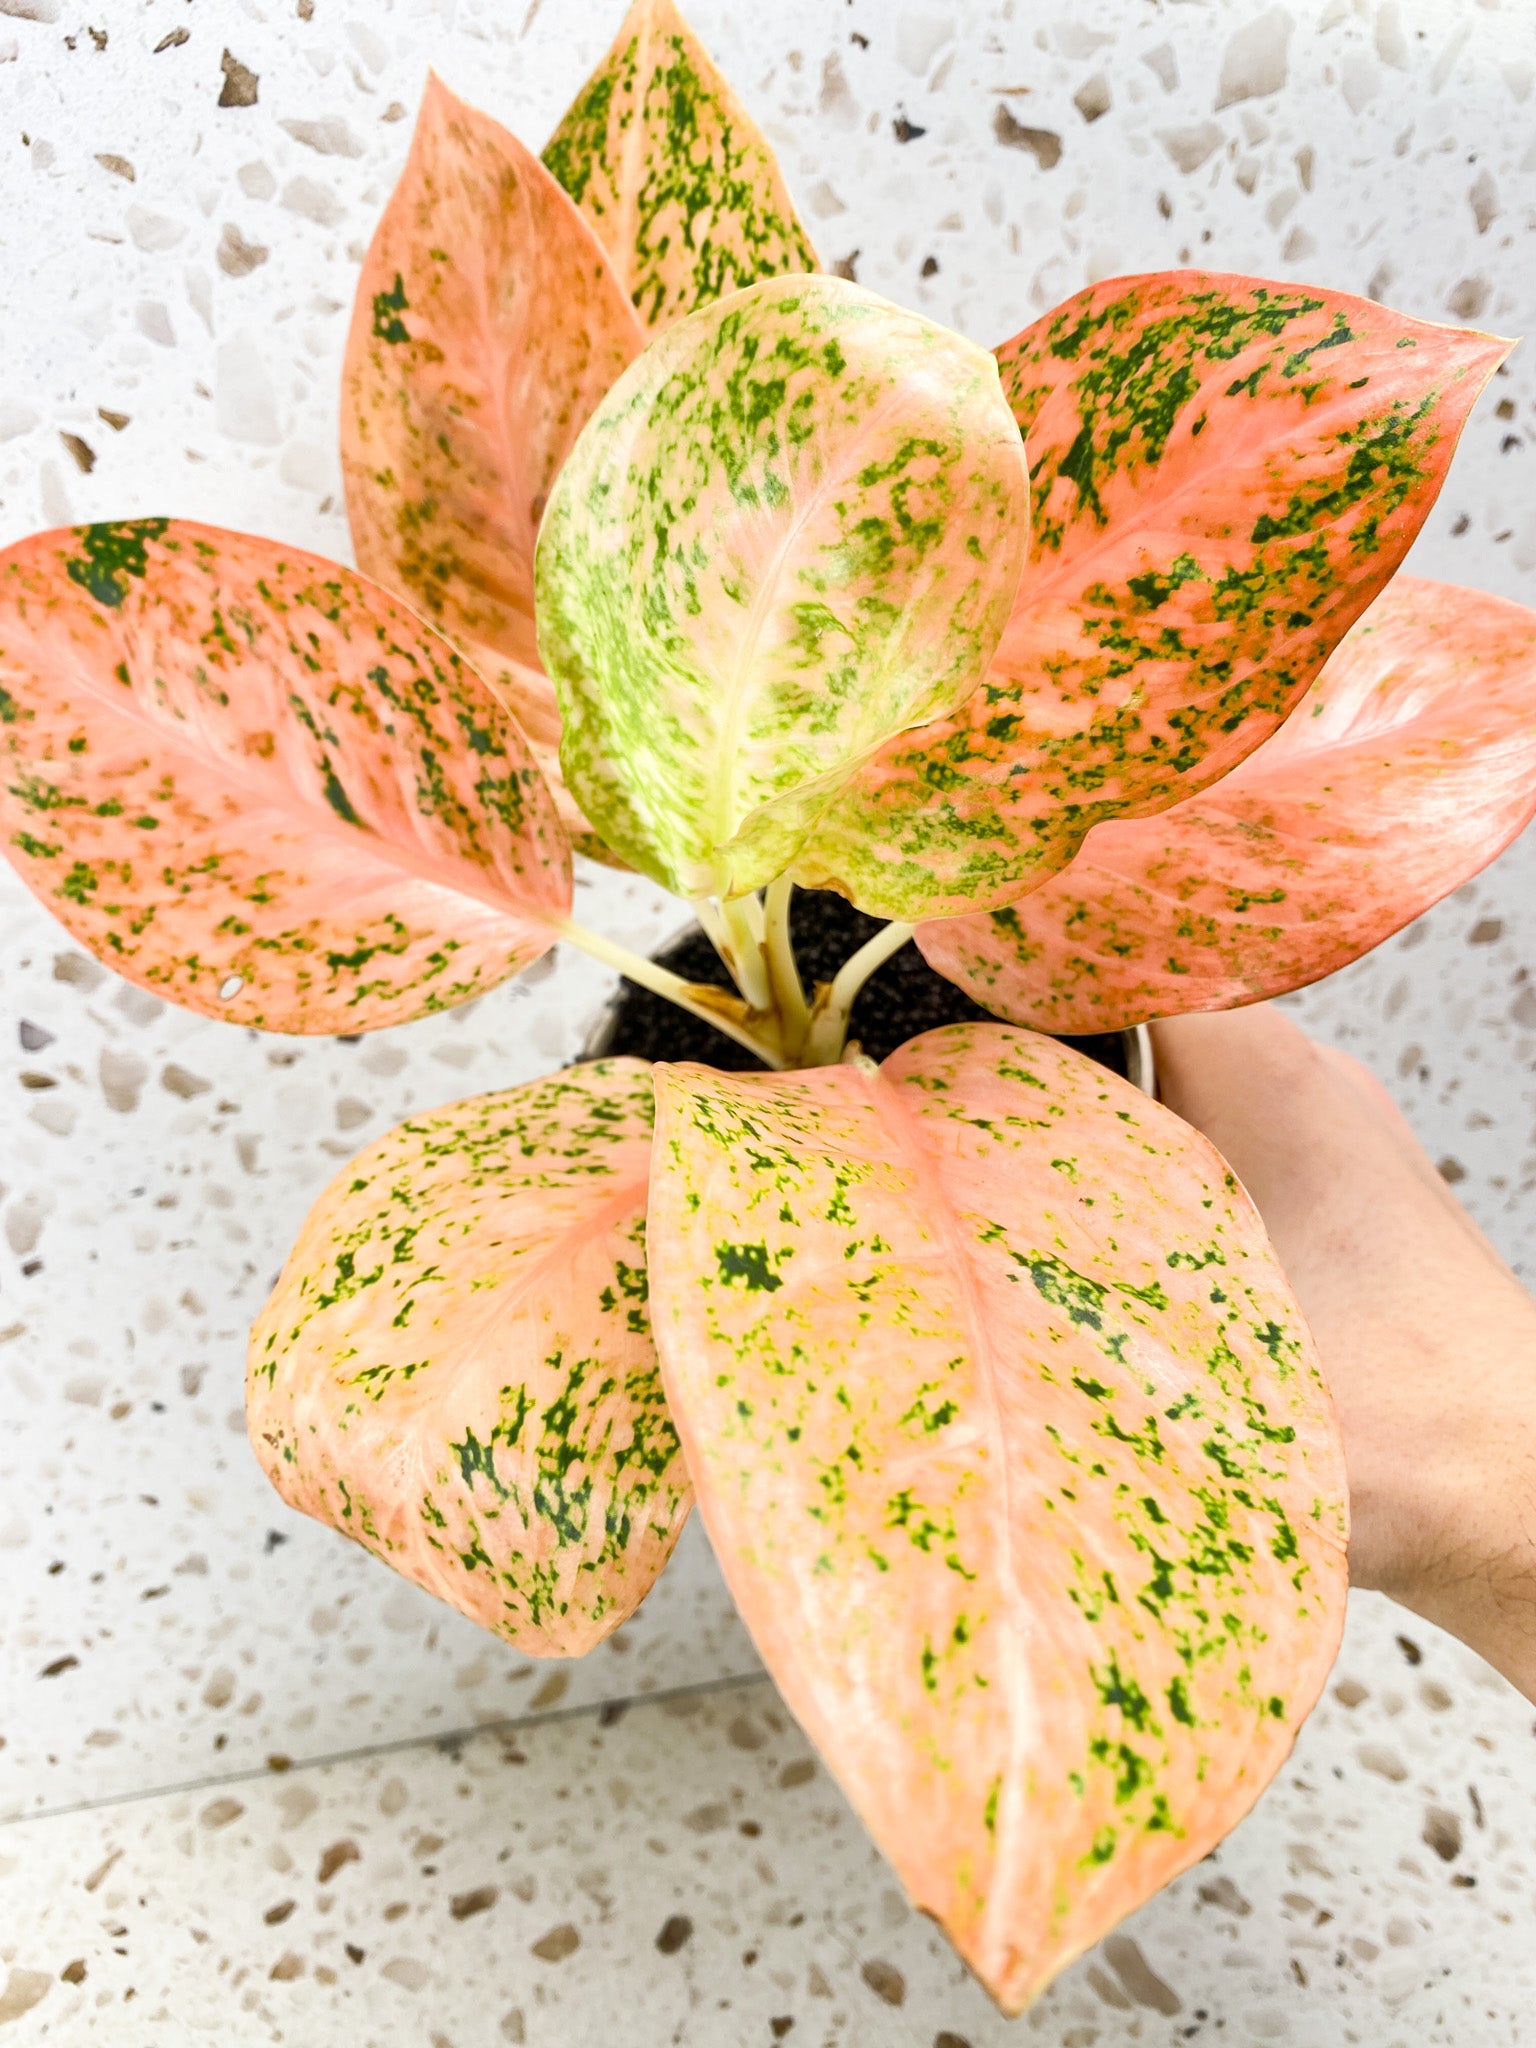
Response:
588,888,1131,1077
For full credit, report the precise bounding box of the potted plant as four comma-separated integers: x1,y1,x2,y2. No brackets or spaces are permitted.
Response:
2,0,1533,2015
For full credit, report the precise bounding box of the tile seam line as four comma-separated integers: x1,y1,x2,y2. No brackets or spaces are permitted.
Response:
0,1665,770,1830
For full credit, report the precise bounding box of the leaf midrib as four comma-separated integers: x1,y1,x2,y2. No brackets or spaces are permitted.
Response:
869,1065,1037,1964
33,606,558,933
704,376,914,873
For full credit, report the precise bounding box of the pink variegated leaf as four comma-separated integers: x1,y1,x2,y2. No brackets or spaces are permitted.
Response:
537,274,1030,900
798,273,1507,920
647,1025,1347,2013
918,576,1536,1031
342,73,644,850
250,1060,688,1654
542,0,818,333
0,520,569,1032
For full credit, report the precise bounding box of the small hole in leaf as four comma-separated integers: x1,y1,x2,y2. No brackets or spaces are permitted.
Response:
219,975,244,1001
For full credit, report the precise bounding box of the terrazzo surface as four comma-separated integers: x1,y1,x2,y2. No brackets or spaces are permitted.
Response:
3,0,1536,2041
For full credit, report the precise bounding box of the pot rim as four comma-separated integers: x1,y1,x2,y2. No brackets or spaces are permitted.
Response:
580,918,1158,1100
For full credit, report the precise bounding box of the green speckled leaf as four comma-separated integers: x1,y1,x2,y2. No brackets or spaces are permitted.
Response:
0,520,570,1032
542,0,818,331
648,1024,1347,2012
917,576,1536,1030
342,73,644,854
800,272,1507,919
249,1060,689,1655
536,275,1030,900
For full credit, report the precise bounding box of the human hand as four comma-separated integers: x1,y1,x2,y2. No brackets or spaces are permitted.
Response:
1150,1004,1536,1705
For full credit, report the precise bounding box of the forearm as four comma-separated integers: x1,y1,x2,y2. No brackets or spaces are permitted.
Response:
1151,1007,1536,1707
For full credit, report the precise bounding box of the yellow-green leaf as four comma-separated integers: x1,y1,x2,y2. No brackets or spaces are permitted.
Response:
542,0,818,330
536,275,1030,901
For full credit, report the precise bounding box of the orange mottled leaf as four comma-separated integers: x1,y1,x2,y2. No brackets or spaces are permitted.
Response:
542,0,818,332
801,273,1507,919
0,520,569,1032
342,72,643,847
250,1060,688,1654
917,576,1536,1030
648,1025,1347,2012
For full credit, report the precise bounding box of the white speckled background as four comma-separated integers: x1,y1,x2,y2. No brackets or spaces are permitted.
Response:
2,0,1535,2040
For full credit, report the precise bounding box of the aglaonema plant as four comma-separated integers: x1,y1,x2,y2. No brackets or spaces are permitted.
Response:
3,0,1535,2013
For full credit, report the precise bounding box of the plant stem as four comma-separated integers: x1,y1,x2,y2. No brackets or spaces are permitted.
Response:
716,893,773,1013
553,917,786,1069
804,919,915,1066
691,896,738,990
763,876,810,1059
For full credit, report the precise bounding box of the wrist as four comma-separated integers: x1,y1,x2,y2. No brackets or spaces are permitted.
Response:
1358,1390,1536,1703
